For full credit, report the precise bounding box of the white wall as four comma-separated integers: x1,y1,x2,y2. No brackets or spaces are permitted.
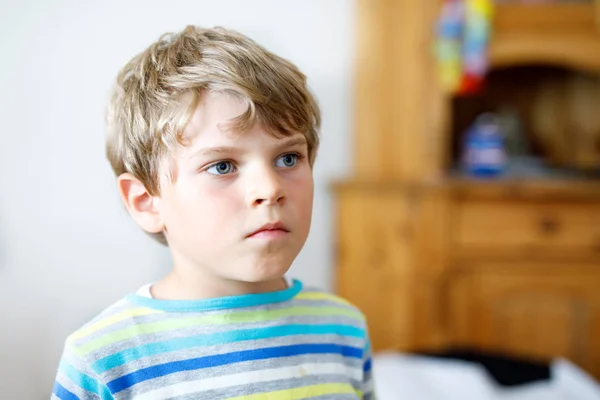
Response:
0,0,355,398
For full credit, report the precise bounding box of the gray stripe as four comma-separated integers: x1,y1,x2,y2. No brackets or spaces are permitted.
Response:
172,375,360,400
55,370,103,400
101,333,363,382
138,373,360,400
118,356,363,399
83,314,365,362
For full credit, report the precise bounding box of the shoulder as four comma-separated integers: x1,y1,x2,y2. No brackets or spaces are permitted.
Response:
294,285,367,323
54,298,145,396
66,298,131,338
62,296,153,358
293,285,372,349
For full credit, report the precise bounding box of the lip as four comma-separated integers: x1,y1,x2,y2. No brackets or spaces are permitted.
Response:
247,222,289,238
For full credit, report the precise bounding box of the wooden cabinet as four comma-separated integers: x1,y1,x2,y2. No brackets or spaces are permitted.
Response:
353,0,600,180
335,0,600,380
448,263,600,378
455,199,600,256
334,181,600,379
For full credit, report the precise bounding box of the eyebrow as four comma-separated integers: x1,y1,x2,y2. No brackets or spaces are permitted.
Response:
189,146,239,159
189,135,308,159
276,136,308,151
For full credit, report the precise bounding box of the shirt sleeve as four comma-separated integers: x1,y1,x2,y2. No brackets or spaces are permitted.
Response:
51,341,114,400
362,329,375,400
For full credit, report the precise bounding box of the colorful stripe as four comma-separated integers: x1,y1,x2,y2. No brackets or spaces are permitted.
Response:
296,291,354,307
126,280,303,312
107,343,362,393
92,323,364,373
225,383,361,400
68,307,160,342
134,362,361,400
76,306,363,356
53,382,79,400
59,360,109,397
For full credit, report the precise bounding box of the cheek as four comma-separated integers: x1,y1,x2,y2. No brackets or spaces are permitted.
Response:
191,183,240,223
287,170,314,217
165,179,240,230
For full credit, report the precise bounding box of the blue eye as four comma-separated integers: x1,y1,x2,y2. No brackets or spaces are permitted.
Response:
206,161,235,175
275,154,298,168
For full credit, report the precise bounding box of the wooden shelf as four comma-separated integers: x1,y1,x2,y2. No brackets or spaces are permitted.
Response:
448,177,600,200
490,33,600,73
490,3,600,72
332,177,600,200
494,3,597,35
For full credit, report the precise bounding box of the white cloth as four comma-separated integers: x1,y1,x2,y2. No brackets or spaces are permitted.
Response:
373,352,600,400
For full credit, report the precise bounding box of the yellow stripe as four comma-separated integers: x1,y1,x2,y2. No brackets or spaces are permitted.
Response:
296,292,355,308
74,306,364,356
224,383,361,400
68,308,161,342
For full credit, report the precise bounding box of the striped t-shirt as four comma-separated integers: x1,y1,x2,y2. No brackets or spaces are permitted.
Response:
51,280,374,399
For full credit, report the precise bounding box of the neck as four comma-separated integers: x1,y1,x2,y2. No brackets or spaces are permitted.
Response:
150,265,288,301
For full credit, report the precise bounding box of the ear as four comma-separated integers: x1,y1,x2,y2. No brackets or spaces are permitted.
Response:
117,173,164,234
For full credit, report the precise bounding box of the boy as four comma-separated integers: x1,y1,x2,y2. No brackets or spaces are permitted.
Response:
51,25,374,399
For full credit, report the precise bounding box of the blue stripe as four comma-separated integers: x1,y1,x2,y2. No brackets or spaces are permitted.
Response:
53,382,79,400
107,343,362,393
93,323,364,373
363,357,372,373
59,360,100,394
127,280,303,312
58,360,113,399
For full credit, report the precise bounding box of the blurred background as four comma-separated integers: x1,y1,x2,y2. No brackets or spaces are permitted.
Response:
2,0,600,399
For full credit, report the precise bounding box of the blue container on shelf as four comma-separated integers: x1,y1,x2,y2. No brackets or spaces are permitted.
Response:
461,113,507,178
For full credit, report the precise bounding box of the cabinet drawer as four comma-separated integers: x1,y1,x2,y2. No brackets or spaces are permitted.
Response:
455,200,600,255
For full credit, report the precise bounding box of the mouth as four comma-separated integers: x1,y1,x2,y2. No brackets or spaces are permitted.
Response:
247,222,290,239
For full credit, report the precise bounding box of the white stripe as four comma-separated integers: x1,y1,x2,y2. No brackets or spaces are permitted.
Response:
134,362,361,400
363,379,374,394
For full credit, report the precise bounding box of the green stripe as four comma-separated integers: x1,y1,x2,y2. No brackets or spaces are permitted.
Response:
76,306,363,356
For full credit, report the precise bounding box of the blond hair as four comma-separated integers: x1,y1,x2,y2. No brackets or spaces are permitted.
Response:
106,26,320,244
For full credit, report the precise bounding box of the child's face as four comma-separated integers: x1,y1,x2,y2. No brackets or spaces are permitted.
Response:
157,92,314,283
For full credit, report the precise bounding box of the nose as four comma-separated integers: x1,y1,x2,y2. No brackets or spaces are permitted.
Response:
246,164,286,207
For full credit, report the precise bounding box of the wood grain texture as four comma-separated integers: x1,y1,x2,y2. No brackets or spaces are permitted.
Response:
490,34,600,75
455,200,600,256
336,0,600,380
447,263,600,378
490,3,600,72
353,0,445,181
334,189,414,351
493,4,596,35
334,184,600,378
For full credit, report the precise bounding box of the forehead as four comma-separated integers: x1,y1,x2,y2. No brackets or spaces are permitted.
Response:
182,91,247,144
181,91,305,150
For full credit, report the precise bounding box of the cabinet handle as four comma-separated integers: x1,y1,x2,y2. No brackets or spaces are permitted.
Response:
539,216,560,235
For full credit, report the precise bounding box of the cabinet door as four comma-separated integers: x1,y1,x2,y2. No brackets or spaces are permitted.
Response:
335,189,414,351
448,263,600,379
